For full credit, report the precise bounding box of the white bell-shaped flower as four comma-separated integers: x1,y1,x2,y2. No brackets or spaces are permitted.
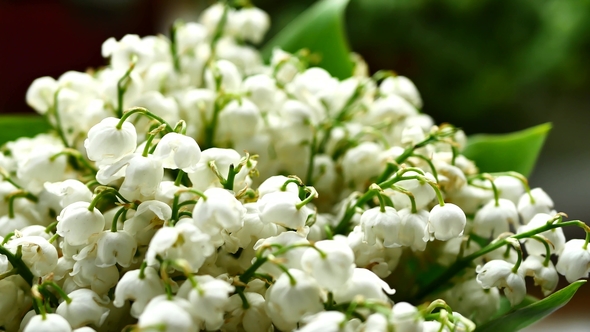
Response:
476,259,526,306
473,198,519,238
259,191,311,233
101,34,154,72
257,175,300,198
232,7,270,44
187,275,235,331
153,132,201,173
379,75,423,109
243,74,281,112
333,267,396,303
146,221,215,272
217,98,261,142
23,314,72,332
0,276,30,328
176,22,208,53
391,302,424,332
442,278,500,325
17,144,68,194
253,231,309,278
223,292,272,332
94,230,137,267
368,94,417,124
113,267,166,318
123,200,171,245
295,311,349,332
70,257,120,295
347,226,403,278
300,238,355,291
427,203,466,241
518,213,565,256
193,188,245,238
5,235,58,277
390,172,436,210
187,148,241,192
44,180,93,208
494,176,525,204
26,76,58,114
84,117,137,165
119,154,163,202
517,188,554,224
265,268,325,331
57,201,105,246
341,142,383,189
137,297,194,332
204,59,242,93
359,206,402,248
397,208,430,251
519,255,558,296
56,289,110,328
555,239,590,283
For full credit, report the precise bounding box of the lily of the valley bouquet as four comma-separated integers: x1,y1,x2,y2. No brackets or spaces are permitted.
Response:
1,0,588,331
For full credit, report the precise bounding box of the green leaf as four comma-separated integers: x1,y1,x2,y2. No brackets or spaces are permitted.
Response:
0,115,51,147
475,280,586,332
490,295,538,320
462,123,551,177
261,0,354,79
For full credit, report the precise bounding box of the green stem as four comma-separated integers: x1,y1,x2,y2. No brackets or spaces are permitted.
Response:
111,207,126,232
411,220,587,302
42,281,72,304
88,187,129,211
531,235,552,267
584,231,590,250
223,164,236,190
139,261,147,279
1,233,14,245
304,127,318,186
0,245,34,286
376,191,387,213
51,88,70,148
411,153,438,182
392,185,417,213
295,187,318,210
169,21,181,72
116,60,136,118
116,107,174,133
174,170,185,187
50,148,98,173
8,191,38,219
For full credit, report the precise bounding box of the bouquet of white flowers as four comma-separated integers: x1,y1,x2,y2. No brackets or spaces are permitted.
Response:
1,0,587,331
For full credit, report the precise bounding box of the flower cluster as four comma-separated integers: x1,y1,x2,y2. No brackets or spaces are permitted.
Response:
1,2,589,332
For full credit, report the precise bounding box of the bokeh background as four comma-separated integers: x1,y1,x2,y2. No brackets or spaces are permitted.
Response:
1,0,589,329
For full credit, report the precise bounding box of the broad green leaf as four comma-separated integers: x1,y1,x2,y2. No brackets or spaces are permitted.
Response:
0,115,51,146
490,295,538,320
475,280,585,332
462,123,551,177
261,0,354,79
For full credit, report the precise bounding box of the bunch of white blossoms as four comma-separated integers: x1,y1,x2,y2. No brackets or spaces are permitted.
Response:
2,2,590,332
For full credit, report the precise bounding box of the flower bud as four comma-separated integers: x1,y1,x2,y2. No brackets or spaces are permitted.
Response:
519,255,558,296
555,239,590,283
23,314,72,332
259,191,311,234
95,230,137,267
332,267,396,303
44,180,93,208
476,259,526,306
57,202,105,246
427,203,466,241
359,206,402,248
56,289,110,328
153,132,201,173
188,275,235,331
265,269,325,331
26,76,58,114
84,117,137,165
517,188,553,223
300,239,355,291
391,302,424,332
137,297,194,332
114,267,166,318
379,75,423,109
473,198,518,238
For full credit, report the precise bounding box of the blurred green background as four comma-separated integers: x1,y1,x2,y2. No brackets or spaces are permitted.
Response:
1,0,589,224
